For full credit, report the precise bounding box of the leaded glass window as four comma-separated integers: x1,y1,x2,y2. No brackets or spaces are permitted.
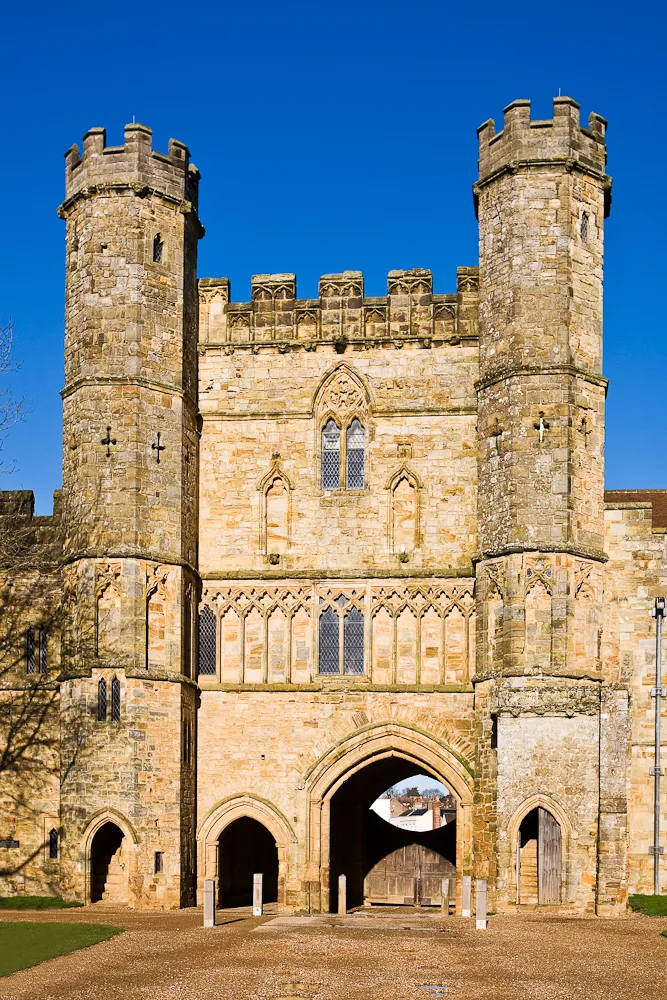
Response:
26,628,35,674
322,419,341,490
346,419,365,489
97,678,107,721
319,606,339,674
49,827,58,859
198,606,217,676
580,211,589,242
111,677,121,721
39,629,47,674
344,608,365,674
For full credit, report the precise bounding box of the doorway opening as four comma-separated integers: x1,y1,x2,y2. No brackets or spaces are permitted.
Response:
329,759,456,910
517,806,562,905
218,817,278,908
90,822,128,903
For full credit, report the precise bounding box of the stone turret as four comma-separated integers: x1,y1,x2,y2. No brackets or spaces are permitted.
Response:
57,124,202,907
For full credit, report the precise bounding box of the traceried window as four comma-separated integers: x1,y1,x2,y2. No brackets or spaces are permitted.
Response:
318,597,365,675
344,608,364,674
26,628,35,674
97,678,107,722
49,828,58,860
111,677,121,721
198,606,217,676
322,419,341,490
153,233,164,263
580,211,589,242
346,419,365,489
318,606,339,674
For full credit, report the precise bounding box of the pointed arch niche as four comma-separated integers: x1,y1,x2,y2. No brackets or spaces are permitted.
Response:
257,462,293,560
386,466,422,555
96,564,122,659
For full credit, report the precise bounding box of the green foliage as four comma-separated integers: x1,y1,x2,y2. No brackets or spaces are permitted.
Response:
628,894,667,916
0,896,84,910
0,922,123,977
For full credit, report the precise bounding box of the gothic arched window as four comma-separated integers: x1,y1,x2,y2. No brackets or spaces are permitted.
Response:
111,677,121,721
580,211,589,242
153,233,164,263
318,606,339,674
346,419,365,489
26,627,35,674
322,419,341,490
97,678,107,722
198,606,217,676
344,607,364,674
49,827,58,860
39,629,48,674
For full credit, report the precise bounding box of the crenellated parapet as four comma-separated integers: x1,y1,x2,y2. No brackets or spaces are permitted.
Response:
199,266,478,351
59,122,200,218
474,96,611,217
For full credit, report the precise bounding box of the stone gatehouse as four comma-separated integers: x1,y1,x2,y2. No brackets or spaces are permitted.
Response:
0,96,665,915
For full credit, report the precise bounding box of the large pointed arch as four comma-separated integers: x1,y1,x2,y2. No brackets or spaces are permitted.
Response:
311,362,373,416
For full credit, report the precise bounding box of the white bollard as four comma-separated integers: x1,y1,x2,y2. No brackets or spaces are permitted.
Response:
441,878,450,916
253,872,263,916
338,874,347,914
203,879,216,927
476,878,488,930
462,875,472,918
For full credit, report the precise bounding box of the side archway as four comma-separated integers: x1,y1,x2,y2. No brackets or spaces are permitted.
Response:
507,794,570,906
197,795,295,909
303,722,474,912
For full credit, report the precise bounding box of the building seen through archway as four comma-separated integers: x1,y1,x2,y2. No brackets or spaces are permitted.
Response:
329,762,456,910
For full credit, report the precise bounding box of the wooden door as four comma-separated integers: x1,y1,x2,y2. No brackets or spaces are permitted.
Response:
364,844,454,906
538,807,562,904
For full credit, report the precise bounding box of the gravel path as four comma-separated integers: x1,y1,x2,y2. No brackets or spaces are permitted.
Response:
1,906,666,1000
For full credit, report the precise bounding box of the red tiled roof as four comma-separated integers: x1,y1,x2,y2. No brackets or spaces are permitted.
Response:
604,490,667,528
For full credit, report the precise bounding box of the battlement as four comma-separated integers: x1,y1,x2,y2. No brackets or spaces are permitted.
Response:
476,97,609,200
199,267,479,351
61,123,200,213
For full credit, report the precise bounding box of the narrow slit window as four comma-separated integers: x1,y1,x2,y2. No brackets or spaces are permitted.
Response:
49,828,58,860
321,419,341,490
155,851,164,874
26,627,35,674
580,211,589,242
344,608,365,675
39,629,47,674
198,606,217,676
346,419,365,489
111,677,121,721
153,233,164,263
318,606,339,674
97,678,107,722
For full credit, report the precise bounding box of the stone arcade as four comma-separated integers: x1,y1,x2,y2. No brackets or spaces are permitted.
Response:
1,97,666,914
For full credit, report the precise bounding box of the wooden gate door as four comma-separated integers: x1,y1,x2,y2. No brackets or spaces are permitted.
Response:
364,844,454,906
538,807,562,904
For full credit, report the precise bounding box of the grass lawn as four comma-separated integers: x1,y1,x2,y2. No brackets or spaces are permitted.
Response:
628,894,667,917
0,922,123,977
0,896,84,910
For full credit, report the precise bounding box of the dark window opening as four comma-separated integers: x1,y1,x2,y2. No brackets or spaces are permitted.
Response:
580,212,589,242
111,677,121,721
97,678,107,722
198,606,217,676
39,629,47,674
155,851,164,873
26,628,35,674
490,714,498,750
49,827,58,859
153,233,164,263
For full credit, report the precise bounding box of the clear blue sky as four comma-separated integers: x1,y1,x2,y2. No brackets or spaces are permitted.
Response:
0,1,663,513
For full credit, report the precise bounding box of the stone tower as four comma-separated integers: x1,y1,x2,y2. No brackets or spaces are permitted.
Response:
472,98,624,912
56,124,203,906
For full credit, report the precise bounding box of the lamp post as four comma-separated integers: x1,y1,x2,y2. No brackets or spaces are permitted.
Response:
651,597,665,895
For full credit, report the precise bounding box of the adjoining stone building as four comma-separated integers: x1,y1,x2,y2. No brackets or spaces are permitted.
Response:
0,96,665,914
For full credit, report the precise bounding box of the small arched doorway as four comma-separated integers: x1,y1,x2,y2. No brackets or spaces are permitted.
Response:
218,817,278,908
517,806,562,905
90,822,128,903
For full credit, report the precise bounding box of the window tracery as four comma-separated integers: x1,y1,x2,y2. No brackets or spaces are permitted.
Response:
316,366,370,491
